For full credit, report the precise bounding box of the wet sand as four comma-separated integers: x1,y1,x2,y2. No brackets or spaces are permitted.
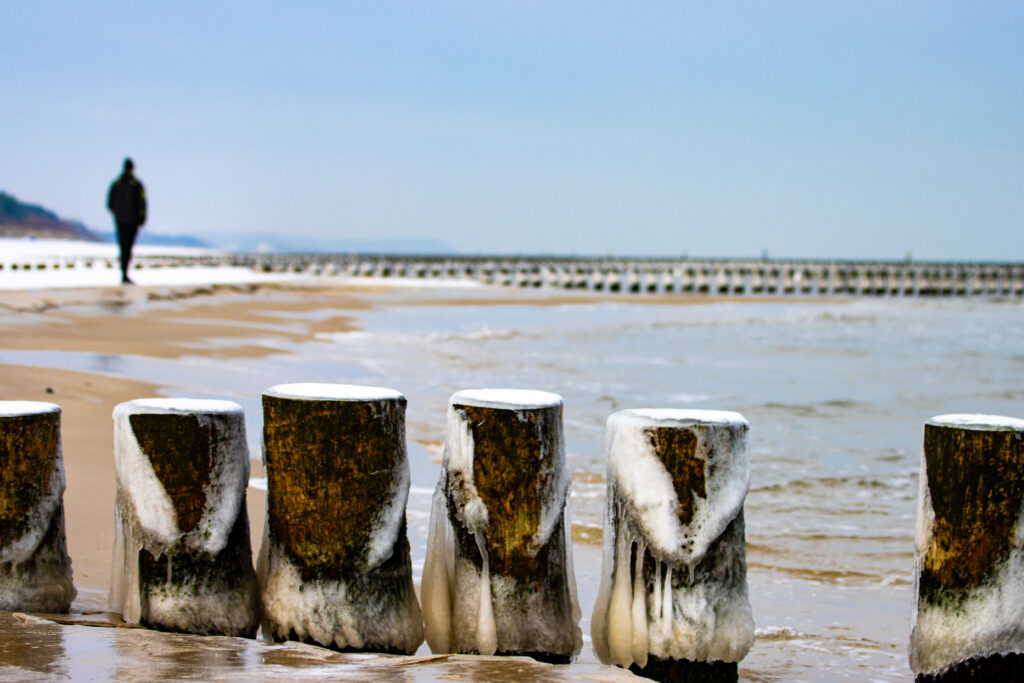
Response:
0,280,652,680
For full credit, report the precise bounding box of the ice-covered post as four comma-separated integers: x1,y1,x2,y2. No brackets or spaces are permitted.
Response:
0,401,76,612
422,389,582,663
259,383,423,654
110,399,259,636
592,410,754,682
910,414,1024,681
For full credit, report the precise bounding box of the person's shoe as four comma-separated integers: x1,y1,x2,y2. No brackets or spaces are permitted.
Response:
121,276,135,285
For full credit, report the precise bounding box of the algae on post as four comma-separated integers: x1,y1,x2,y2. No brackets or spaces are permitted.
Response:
422,389,582,662
592,409,754,671
258,383,423,654
110,399,259,637
0,401,76,613
910,414,1024,676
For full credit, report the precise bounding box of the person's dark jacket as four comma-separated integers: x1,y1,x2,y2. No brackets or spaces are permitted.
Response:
107,173,147,227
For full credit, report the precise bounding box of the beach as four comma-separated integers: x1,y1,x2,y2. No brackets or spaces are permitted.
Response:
1,252,1023,681
0,275,647,680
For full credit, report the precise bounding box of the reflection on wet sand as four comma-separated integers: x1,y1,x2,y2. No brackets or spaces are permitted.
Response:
0,613,638,681
0,614,67,679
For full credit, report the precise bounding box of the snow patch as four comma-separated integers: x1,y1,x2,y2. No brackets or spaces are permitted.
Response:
606,409,750,564
451,388,562,411
260,534,423,653
927,413,1024,431
265,383,404,402
0,401,60,417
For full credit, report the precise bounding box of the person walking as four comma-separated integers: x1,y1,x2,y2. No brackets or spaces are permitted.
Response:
107,158,147,284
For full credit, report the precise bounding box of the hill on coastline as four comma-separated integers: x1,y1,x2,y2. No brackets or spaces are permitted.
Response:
1,190,457,254
0,191,104,241
0,191,211,248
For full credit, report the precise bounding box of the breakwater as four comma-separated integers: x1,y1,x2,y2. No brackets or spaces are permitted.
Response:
4,251,1023,297
250,255,1024,297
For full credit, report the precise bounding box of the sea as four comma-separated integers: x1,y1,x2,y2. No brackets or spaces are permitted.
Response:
3,283,1023,681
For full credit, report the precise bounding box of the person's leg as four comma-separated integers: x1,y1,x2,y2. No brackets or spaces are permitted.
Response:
116,222,138,283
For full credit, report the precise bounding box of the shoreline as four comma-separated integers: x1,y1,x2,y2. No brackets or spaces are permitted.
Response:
1,278,937,680
0,279,670,680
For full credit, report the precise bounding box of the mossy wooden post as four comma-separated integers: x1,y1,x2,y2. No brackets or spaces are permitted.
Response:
0,401,76,612
421,389,582,663
259,383,423,654
592,410,753,683
110,399,258,637
910,414,1024,681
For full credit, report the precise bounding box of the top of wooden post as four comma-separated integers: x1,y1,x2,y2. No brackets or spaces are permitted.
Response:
113,398,244,417
265,383,404,402
608,408,748,430
0,401,60,417
450,388,562,410
927,413,1024,431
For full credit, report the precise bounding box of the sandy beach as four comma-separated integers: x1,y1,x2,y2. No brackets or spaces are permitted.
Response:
0,278,654,680
0,281,729,601
5,264,1020,681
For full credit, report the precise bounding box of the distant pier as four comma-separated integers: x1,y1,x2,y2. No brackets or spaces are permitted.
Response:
247,254,1024,298
3,251,1022,297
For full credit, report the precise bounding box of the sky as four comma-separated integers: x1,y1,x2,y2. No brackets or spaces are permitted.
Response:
3,2,1022,259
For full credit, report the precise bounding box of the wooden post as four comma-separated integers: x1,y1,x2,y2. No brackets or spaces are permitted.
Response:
0,401,76,612
259,383,423,654
592,409,754,682
910,414,1024,681
421,389,582,663
110,398,259,637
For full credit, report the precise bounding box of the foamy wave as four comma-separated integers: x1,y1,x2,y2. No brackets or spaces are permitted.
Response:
670,392,714,404
425,326,522,342
750,474,914,495
755,625,802,641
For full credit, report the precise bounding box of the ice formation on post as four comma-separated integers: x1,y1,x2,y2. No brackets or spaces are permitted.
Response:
258,383,423,654
591,409,753,680
0,401,76,612
110,398,259,636
421,389,582,663
910,414,1024,680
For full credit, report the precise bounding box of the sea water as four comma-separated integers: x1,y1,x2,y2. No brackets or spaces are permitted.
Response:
2,289,1022,680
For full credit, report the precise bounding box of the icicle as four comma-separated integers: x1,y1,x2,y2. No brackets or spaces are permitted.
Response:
662,565,673,625
631,540,649,668
590,496,617,664
608,531,635,668
422,485,454,653
475,531,498,656
653,560,663,622
564,500,582,626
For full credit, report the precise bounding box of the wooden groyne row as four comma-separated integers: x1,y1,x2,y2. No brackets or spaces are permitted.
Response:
254,255,1024,298
3,251,1023,297
1,396,1023,682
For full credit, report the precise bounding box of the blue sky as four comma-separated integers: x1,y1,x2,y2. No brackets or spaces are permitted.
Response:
3,2,1022,259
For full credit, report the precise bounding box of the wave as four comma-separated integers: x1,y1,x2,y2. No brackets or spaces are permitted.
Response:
745,562,914,587
750,474,913,494
426,326,526,342
670,392,715,404
742,399,872,418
